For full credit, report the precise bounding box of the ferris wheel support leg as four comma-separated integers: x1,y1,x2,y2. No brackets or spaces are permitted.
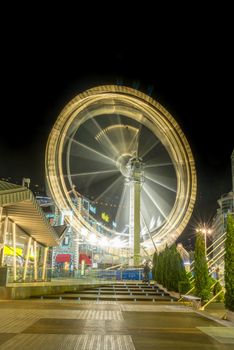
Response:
134,182,141,266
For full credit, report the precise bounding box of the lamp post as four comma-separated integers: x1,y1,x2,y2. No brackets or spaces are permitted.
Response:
196,227,212,257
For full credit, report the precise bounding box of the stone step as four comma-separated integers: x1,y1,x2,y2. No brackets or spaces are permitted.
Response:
74,290,165,296
36,294,173,301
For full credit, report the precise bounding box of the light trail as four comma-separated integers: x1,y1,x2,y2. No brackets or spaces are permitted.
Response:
144,173,177,192
67,137,116,164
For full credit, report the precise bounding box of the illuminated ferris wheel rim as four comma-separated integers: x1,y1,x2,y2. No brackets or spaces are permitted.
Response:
45,85,197,250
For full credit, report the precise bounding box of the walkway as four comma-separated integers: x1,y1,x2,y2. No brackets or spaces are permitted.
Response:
0,299,233,349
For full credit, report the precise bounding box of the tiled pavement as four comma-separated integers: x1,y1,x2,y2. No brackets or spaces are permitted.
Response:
0,300,233,349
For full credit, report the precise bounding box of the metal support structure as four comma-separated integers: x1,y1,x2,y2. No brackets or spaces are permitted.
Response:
12,222,17,281
0,207,2,234
199,288,225,310
133,182,141,266
129,184,134,266
0,216,8,266
23,236,32,281
0,207,2,261
127,157,144,267
34,240,37,281
42,246,48,281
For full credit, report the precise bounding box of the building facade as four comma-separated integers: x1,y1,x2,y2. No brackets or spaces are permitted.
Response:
212,149,234,281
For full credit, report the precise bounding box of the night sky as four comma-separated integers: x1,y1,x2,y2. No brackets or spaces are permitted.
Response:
1,9,233,247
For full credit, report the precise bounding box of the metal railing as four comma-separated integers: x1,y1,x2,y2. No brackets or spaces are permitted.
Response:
5,266,148,284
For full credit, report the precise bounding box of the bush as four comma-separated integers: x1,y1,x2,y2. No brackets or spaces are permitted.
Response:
213,281,224,302
200,289,211,302
178,281,191,294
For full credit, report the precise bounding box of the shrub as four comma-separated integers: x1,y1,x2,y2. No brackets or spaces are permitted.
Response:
178,281,191,294
213,281,224,302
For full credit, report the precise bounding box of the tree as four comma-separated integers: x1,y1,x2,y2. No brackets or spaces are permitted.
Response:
155,252,163,284
224,214,234,311
152,251,158,280
194,231,210,301
154,244,190,292
168,245,190,292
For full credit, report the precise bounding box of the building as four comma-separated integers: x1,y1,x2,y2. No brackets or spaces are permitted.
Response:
212,150,234,281
0,180,59,283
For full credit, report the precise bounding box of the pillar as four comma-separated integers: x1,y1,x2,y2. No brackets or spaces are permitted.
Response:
0,216,8,266
23,236,32,281
133,182,141,266
42,246,48,281
12,222,17,281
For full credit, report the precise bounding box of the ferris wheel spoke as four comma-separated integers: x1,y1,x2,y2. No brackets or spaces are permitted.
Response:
117,115,126,149
67,137,116,165
142,186,168,220
92,118,120,157
140,139,160,159
144,173,177,193
114,183,129,225
127,125,141,157
140,211,157,250
66,169,119,177
94,175,123,202
145,162,173,169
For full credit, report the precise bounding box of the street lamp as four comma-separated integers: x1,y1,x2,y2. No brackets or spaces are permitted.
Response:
196,226,212,256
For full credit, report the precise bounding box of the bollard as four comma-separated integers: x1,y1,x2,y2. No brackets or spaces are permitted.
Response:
40,296,43,300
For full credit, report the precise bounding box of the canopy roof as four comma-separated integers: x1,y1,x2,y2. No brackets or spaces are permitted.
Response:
0,181,59,247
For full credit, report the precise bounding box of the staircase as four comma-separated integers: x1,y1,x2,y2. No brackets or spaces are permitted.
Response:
37,282,176,302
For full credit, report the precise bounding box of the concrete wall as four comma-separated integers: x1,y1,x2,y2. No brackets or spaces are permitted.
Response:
0,282,104,300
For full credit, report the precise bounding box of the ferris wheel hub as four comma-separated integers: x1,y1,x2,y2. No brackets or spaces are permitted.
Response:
116,153,132,177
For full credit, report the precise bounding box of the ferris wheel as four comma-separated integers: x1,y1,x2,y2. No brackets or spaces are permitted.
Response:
45,85,196,260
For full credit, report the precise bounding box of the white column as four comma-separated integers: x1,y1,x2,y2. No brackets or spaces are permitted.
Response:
42,247,48,281
0,216,8,266
0,207,3,259
133,182,141,266
23,236,32,281
12,222,17,281
0,207,2,234
34,241,37,281
129,183,134,266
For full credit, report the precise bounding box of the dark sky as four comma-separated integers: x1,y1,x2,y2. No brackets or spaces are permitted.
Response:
1,9,233,245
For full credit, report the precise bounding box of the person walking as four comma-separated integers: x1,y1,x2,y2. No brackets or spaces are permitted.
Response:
143,261,150,283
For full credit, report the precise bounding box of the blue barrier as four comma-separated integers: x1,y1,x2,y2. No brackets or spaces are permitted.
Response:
116,269,153,281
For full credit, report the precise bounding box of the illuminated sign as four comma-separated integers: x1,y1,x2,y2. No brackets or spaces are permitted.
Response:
89,204,96,214
4,246,23,256
101,212,109,222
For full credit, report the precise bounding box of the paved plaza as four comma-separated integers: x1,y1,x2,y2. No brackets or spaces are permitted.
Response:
0,299,233,349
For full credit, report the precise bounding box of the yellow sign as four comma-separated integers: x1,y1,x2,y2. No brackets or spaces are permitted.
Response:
101,212,110,222
4,246,23,256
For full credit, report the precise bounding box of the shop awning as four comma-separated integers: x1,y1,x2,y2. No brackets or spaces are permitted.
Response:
79,253,92,265
55,254,71,263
